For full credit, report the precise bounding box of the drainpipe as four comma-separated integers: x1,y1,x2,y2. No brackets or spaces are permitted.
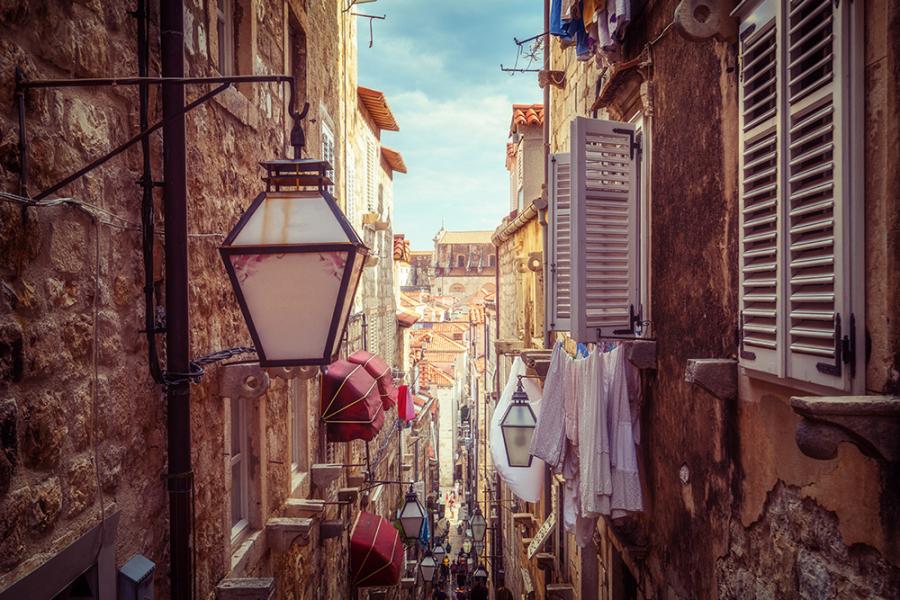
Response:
542,0,552,351
161,0,193,597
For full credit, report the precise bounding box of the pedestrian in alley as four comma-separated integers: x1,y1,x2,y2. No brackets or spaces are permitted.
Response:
470,579,488,600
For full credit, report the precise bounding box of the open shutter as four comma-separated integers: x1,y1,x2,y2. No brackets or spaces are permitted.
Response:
570,117,640,343
783,0,851,389
547,153,572,332
738,0,782,374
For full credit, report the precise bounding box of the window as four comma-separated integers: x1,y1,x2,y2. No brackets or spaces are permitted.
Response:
547,152,572,331
216,0,235,75
291,380,309,486
550,117,641,342
346,157,357,226
230,397,249,543
321,122,336,195
457,255,466,268
736,0,863,392
366,137,377,213
450,283,466,294
287,14,307,112
489,254,496,268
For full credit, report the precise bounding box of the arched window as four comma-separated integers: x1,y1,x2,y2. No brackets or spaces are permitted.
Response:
488,255,496,267
450,283,466,294
457,255,466,268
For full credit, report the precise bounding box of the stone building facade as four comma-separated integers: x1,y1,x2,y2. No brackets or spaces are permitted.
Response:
430,229,497,301
483,0,900,598
0,1,411,599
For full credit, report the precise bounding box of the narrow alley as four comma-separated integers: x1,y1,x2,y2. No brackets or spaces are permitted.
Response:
0,1,898,600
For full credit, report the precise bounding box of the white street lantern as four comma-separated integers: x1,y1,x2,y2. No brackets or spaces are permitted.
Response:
462,538,472,554
473,539,485,555
418,553,436,583
398,485,426,540
432,543,446,564
473,563,488,581
220,159,368,366
470,507,487,542
500,378,537,467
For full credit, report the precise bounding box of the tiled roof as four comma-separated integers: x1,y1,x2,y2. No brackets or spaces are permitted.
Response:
431,322,468,335
426,333,467,352
393,234,411,262
434,230,494,245
510,103,544,133
421,351,461,365
397,310,419,328
469,305,485,325
419,362,455,387
381,146,407,174
358,86,400,132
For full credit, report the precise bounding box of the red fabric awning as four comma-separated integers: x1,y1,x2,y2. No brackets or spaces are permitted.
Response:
348,350,397,410
321,360,384,442
350,512,403,588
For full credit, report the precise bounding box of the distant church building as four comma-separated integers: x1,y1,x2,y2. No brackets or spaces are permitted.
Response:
431,228,497,300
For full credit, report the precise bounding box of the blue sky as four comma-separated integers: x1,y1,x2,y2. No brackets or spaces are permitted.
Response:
357,0,543,250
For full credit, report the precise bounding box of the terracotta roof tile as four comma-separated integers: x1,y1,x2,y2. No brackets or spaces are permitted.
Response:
510,103,544,134
358,86,400,131
397,310,419,328
381,146,407,174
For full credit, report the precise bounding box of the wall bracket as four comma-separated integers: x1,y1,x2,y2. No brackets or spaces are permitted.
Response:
791,395,899,463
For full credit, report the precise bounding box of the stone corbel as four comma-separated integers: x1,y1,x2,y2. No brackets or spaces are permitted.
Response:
219,362,271,400
625,340,657,370
215,578,275,600
400,577,416,589
790,395,900,463
535,552,555,570
310,464,343,489
684,358,737,401
284,498,326,518
266,517,314,552
337,487,360,502
495,340,525,356
513,513,537,529
319,520,344,541
362,212,391,231
538,69,566,90
546,584,576,600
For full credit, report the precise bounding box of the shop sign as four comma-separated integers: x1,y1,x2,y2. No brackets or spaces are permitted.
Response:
527,512,557,559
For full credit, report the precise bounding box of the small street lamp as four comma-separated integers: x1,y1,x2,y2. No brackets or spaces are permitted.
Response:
398,484,426,541
418,552,436,583
220,159,368,366
462,538,472,554
432,543,446,565
473,563,488,582
500,378,537,467
473,539,485,556
470,506,486,543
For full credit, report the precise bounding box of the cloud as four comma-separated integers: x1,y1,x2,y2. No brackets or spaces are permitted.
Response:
357,0,542,248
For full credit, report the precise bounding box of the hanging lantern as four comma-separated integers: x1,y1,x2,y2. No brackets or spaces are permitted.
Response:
473,539,484,556
469,506,486,542
418,553,436,583
473,563,488,581
432,543,446,565
397,485,426,541
220,159,368,366
462,538,472,554
500,378,537,467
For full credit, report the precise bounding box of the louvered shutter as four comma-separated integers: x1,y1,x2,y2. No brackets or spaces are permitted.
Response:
547,153,572,332
367,138,377,213
738,0,782,374
570,117,640,343
783,0,851,389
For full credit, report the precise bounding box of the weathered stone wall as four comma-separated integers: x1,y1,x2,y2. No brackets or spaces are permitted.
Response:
0,0,378,598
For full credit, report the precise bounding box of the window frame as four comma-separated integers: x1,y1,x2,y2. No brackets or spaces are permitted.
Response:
216,0,235,76
735,0,865,393
290,379,310,494
229,396,250,545
321,121,336,195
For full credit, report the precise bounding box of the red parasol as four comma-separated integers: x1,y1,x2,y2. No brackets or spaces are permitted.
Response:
348,350,397,410
350,511,403,588
321,359,384,442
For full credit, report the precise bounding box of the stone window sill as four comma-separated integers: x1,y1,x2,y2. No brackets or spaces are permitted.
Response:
230,529,266,577
213,86,260,131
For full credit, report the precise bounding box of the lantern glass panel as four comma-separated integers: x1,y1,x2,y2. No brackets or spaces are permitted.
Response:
501,403,536,467
470,510,486,542
330,250,366,357
419,555,436,582
231,192,351,245
228,251,349,361
398,494,425,540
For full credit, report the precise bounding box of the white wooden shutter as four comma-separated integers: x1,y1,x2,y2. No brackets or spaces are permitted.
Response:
737,0,782,374
366,137,377,213
570,117,640,343
547,152,572,332
783,0,852,389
